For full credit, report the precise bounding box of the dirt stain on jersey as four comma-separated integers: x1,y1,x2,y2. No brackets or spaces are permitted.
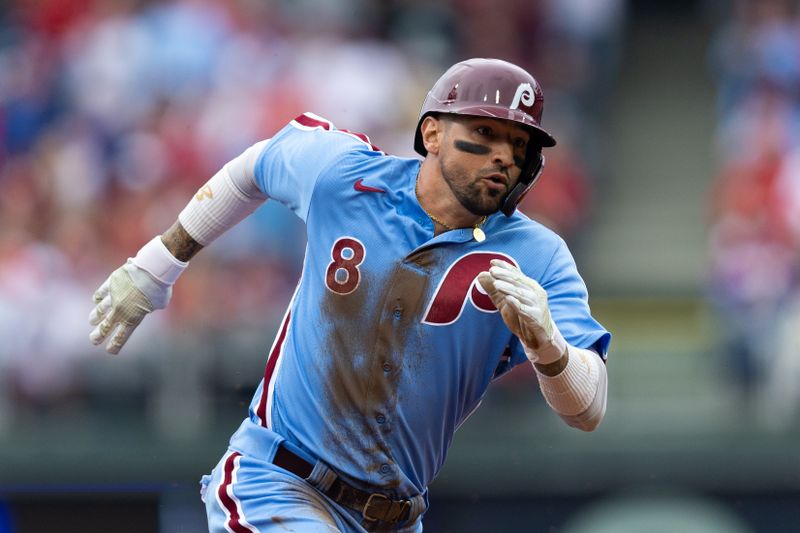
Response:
319,252,432,494
269,516,293,531
319,272,372,454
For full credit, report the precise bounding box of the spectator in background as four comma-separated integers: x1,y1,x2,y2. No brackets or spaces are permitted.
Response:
707,0,800,427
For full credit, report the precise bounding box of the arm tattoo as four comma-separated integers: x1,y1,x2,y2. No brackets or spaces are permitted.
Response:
160,220,204,262
534,349,569,377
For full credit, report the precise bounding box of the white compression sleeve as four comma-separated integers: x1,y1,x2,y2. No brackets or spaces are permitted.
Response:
178,140,269,246
535,346,607,432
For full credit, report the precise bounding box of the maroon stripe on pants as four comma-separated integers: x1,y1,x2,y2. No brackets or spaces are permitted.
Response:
218,451,253,533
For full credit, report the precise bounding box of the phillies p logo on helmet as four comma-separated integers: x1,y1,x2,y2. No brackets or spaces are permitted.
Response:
510,83,535,110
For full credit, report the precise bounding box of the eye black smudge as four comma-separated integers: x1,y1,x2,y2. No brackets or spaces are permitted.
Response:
454,140,524,169
454,140,491,155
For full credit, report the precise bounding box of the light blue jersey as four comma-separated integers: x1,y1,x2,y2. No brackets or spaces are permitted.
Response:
205,113,610,531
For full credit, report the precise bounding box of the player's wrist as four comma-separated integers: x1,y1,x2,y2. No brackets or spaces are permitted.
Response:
523,324,567,368
130,235,188,286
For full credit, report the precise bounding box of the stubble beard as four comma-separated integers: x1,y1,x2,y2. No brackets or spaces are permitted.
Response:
440,158,507,216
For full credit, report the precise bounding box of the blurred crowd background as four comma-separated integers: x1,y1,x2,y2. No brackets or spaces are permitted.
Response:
0,0,798,532
707,0,800,430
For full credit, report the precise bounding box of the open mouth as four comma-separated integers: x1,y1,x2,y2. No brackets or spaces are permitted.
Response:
482,174,508,192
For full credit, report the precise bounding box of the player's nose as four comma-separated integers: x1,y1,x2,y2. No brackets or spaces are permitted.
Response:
491,140,515,168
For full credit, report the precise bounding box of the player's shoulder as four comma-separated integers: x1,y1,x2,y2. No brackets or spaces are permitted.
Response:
274,112,386,158
499,208,565,249
494,211,579,282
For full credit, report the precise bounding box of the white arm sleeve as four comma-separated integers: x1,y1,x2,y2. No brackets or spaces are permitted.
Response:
535,346,607,432
178,140,269,245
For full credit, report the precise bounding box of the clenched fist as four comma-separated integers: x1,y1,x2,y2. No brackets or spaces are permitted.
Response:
477,259,566,365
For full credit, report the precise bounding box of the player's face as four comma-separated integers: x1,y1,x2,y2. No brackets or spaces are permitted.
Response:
438,116,530,216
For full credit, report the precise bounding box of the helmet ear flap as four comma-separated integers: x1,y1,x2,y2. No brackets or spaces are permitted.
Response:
501,149,544,217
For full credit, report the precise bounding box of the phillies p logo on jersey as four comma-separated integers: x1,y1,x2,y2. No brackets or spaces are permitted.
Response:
422,252,518,325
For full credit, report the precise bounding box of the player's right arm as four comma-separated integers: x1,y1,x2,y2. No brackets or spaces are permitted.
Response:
89,140,269,354
89,113,360,354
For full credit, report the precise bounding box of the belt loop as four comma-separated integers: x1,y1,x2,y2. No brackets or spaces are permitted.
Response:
306,460,338,492
404,493,427,525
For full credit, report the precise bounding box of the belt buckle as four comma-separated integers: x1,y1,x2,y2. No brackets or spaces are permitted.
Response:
362,493,412,523
362,493,390,522
362,493,391,522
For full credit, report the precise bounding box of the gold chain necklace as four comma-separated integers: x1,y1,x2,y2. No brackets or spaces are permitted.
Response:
415,177,488,242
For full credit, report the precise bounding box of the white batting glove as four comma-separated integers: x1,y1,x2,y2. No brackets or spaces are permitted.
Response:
477,259,567,365
89,237,186,354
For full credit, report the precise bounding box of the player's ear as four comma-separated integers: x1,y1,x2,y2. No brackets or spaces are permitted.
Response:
420,116,444,156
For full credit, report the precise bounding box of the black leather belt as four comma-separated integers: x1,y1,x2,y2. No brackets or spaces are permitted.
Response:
273,444,413,524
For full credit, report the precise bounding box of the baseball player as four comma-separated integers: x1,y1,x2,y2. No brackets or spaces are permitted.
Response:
89,58,611,532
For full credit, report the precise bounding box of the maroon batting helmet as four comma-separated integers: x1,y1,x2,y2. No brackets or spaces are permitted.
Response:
414,58,557,216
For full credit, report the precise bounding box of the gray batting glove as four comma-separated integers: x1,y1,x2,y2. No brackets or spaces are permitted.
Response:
477,259,567,365
89,261,172,354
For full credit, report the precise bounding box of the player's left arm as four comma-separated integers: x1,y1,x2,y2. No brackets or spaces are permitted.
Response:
477,260,607,431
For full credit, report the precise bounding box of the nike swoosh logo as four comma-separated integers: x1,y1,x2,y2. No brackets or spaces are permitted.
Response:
354,178,386,193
